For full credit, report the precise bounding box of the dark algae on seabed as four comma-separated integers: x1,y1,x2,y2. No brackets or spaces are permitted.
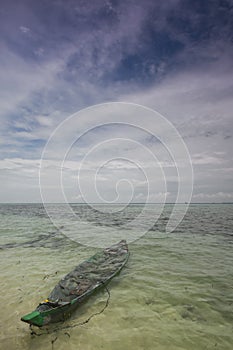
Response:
21,240,129,327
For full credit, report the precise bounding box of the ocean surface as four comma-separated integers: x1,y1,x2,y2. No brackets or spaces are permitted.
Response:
0,203,232,350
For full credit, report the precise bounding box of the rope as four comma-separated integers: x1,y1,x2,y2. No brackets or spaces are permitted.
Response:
51,284,110,332
30,284,111,340
58,284,110,330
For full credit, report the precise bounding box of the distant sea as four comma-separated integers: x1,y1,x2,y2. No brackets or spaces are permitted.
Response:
0,203,232,350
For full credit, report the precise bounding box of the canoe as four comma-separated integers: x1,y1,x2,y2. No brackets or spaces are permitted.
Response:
21,240,129,327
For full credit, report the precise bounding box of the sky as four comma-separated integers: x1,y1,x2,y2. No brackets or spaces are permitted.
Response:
0,0,233,203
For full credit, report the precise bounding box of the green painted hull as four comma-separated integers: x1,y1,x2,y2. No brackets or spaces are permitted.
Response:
21,240,129,327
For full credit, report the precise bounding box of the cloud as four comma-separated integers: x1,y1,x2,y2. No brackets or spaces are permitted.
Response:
192,192,233,202
192,153,224,165
0,0,233,202
0,44,65,118
19,26,30,34
0,158,40,170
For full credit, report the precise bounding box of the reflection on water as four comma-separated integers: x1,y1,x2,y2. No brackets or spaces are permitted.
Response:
0,204,232,349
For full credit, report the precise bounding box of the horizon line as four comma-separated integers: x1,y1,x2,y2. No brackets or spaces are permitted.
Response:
0,202,233,205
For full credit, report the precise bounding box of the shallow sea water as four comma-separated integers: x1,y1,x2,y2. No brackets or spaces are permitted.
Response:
0,204,232,350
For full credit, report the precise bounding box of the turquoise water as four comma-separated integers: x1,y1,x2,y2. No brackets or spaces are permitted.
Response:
0,204,232,349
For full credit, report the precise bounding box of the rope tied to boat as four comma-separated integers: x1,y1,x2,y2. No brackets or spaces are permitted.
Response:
30,283,111,340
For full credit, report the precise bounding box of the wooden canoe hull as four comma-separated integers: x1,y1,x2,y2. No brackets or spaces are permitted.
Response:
21,240,129,327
